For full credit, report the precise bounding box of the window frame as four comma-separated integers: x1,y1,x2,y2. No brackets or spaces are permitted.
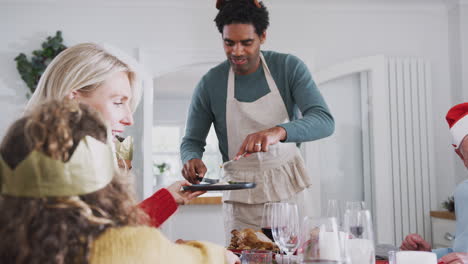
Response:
152,121,223,193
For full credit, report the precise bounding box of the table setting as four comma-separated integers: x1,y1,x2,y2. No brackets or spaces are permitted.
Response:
228,199,437,264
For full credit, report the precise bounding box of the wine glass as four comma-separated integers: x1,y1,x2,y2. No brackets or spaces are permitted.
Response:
343,209,375,264
345,200,366,211
327,199,343,228
261,202,275,241
271,202,300,264
298,217,346,264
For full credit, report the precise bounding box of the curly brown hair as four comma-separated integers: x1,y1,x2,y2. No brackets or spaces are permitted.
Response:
0,99,148,264
214,0,269,36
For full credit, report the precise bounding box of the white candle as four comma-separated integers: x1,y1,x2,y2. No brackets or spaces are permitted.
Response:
395,251,437,264
347,239,375,264
319,230,342,261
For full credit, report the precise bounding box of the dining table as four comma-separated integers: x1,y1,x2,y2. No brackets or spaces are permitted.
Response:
240,253,391,263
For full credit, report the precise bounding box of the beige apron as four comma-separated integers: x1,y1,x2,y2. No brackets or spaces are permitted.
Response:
223,53,312,235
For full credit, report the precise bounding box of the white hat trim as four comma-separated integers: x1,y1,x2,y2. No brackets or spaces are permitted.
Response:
451,114,468,149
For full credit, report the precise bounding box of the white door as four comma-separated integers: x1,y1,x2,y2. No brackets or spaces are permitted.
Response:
302,73,371,219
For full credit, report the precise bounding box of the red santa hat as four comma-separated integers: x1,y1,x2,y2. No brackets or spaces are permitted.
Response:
446,102,468,149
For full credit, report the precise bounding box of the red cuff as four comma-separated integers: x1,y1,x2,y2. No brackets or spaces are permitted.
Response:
138,188,178,227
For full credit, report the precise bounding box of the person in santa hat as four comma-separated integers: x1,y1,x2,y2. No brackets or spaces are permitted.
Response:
400,102,468,264
447,103,468,169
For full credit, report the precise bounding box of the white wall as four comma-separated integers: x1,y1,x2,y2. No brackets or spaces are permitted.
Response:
0,0,463,241
463,3,468,103
154,98,190,125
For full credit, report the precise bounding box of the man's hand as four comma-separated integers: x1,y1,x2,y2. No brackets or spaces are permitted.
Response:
166,180,206,205
400,233,431,251
439,252,468,264
455,135,468,168
234,126,287,159
181,158,207,183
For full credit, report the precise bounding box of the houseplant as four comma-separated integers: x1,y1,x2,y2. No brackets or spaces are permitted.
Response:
442,196,455,213
153,162,171,188
14,31,67,98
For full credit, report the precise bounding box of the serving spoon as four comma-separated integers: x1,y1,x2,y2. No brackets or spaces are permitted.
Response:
196,152,248,184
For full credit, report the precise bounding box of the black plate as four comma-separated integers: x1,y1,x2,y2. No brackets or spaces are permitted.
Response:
182,182,256,191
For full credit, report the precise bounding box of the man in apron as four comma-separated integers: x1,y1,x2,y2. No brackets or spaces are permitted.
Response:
180,0,334,234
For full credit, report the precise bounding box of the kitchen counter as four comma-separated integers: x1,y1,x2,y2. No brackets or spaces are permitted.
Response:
430,211,456,220
187,193,223,205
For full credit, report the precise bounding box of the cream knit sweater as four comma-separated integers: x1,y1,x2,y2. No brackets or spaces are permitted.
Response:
90,226,227,264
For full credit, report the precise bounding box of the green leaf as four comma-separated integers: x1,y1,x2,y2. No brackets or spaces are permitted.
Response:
15,30,67,98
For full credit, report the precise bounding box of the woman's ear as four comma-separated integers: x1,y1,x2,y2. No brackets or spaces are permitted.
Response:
67,90,78,100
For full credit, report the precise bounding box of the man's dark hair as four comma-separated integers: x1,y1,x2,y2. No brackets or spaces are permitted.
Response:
214,0,269,36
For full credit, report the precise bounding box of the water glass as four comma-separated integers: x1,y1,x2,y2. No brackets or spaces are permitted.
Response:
298,217,346,263
241,250,272,264
343,209,375,264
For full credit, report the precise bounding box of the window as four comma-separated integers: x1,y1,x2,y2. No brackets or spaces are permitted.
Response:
152,124,223,190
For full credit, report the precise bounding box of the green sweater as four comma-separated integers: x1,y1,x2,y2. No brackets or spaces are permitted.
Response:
180,50,334,164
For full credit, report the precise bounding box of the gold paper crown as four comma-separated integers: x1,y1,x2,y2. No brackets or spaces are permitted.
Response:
0,136,116,197
115,136,133,161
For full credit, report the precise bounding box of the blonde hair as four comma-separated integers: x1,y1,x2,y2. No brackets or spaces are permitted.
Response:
26,43,142,112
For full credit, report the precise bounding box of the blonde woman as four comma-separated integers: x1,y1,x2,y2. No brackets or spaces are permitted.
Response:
0,99,238,264
27,43,202,227
26,43,142,135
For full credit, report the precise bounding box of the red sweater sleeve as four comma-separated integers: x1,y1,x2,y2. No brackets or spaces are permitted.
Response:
138,188,178,228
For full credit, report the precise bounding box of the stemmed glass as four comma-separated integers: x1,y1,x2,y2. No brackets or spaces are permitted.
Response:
327,199,343,228
343,209,375,264
271,202,300,264
261,202,275,241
